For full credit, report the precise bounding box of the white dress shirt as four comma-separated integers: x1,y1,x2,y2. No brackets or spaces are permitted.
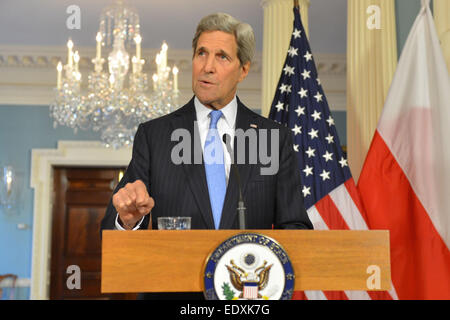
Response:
115,96,238,230
194,96,237,184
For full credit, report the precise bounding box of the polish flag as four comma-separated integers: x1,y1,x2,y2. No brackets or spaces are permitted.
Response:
357,0,450,299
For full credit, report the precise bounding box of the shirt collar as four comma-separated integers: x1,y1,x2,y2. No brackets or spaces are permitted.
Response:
194,96,238,128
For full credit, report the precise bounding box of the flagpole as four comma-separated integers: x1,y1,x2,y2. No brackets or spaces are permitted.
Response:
294,0,309,37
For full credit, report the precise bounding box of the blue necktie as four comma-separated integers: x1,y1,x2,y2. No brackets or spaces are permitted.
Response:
204,110,226,229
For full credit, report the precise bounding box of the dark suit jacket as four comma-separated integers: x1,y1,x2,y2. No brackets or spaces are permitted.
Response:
101,96,312,231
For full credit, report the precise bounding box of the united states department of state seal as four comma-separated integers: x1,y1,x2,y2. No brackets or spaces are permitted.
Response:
203,233,295,300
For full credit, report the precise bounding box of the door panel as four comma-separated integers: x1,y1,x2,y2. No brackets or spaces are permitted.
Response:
50,167,136,300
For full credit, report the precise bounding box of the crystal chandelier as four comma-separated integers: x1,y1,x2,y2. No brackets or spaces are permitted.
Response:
50,0,180,148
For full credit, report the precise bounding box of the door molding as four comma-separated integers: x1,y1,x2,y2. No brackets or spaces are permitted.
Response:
30,141,131,299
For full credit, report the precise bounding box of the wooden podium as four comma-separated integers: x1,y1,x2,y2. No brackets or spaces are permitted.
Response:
101,230,391,294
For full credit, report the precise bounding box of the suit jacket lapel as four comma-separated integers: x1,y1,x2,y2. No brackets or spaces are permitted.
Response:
170,98,215,229
219,98,259,229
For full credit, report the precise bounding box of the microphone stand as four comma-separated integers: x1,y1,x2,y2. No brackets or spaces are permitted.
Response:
223,134,246,229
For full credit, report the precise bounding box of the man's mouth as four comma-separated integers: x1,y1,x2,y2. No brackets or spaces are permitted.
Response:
199,79,215,86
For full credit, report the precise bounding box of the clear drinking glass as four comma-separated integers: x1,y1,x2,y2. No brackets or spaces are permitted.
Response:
157,216,191,230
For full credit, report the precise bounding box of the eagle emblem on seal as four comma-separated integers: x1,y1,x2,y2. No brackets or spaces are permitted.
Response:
225,259,273,299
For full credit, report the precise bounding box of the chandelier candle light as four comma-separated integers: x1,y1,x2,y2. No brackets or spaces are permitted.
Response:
50,0,180,149
0,166,18,215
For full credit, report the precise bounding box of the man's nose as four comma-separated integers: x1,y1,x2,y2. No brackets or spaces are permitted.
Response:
203,55,216,73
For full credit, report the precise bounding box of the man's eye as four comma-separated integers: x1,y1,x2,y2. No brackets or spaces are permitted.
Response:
220,55,228,60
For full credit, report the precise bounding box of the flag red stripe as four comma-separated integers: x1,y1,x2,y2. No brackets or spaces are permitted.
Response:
315,195,349,230
367,290,394,300
292,291,308,300
323,291,348,300
358,131,450,299
344,178,369,222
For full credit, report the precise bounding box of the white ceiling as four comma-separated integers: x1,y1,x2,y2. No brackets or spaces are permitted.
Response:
0,0,346,53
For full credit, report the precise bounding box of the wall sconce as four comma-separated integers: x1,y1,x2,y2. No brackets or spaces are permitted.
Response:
0,166,18,215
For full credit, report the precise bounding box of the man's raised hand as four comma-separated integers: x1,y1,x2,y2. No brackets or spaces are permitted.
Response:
112,180,154,230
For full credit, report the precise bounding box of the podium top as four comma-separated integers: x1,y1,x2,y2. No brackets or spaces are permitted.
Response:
102,230,390,293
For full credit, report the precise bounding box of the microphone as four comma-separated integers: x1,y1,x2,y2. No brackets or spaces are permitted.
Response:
222,133,246,230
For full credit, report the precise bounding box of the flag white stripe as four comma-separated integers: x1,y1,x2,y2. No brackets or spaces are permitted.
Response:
304,290,327,300
307,205,329,230
305,207,331,300
344,290,371,300
388,284,399,300
328,184,368,230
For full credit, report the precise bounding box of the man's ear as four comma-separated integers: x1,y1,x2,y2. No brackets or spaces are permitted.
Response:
238,61,251,83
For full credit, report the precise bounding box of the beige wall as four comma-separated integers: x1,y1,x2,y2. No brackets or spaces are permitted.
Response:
346,0,397,181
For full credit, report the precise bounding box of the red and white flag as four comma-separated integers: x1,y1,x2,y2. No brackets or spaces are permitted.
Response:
357,0,450,299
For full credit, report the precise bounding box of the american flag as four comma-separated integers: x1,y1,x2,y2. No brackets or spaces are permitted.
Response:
268,7,396,300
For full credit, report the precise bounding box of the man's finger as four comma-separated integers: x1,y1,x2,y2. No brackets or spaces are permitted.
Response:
137,196,154,215
115,193,133,212
124,183,138,203
132,180,153,214
135,182,150,206
114,190,140,215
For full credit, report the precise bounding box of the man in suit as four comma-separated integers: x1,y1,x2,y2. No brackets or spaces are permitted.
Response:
100,11,312,300
101,12,312,233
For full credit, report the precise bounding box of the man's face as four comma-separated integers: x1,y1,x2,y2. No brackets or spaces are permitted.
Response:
192,30,250,109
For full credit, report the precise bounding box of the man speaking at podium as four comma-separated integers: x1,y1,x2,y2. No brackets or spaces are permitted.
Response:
101,13,312,233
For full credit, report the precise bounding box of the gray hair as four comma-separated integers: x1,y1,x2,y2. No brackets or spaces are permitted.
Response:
192,13,255,66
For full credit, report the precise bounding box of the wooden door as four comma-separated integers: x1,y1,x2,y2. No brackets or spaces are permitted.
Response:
49,166,135,299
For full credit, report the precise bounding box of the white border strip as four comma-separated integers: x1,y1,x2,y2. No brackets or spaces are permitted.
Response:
0,277,30,288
